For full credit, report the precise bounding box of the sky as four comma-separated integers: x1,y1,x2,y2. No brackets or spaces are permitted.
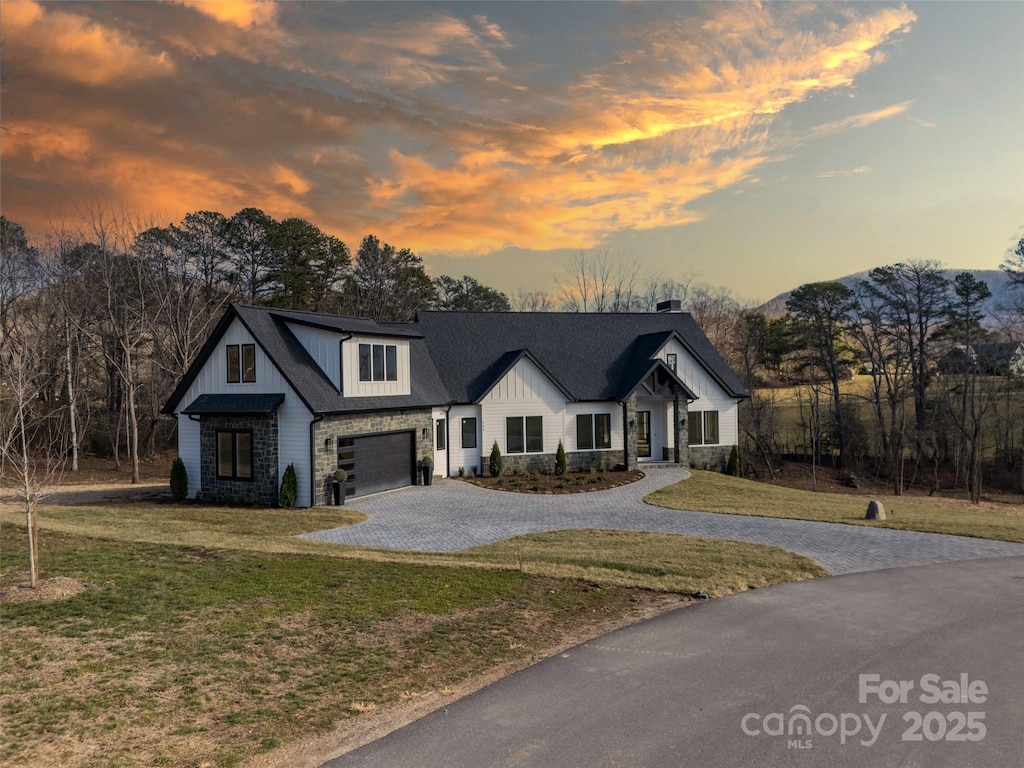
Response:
2,1,1022,303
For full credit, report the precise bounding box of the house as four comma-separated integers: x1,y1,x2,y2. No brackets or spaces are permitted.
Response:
162,301,749,507
938,342,1024,377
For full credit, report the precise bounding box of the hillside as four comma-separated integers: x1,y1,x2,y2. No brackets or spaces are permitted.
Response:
757,269,1015,323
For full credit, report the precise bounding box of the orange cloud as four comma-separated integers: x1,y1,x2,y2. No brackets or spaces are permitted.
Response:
2,0,174,86
179,0,278,28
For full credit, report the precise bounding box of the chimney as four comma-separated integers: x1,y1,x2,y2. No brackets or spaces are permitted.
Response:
656,300,682,313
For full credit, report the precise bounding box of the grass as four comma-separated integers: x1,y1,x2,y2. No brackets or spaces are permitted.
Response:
646,470,1024,542
1,503,824,768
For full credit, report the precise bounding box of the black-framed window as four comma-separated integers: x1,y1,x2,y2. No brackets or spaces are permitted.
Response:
688,411,720,445
688,413,703,445
436,419,446,450
507,417,543,453
462,418,477,449
226,344,256,383
216,430,253,480
666,353,677,373
703,411,720,445
577,414,612,450
358,342,398,382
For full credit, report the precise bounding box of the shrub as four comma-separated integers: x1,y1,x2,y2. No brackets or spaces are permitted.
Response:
726,445,740,476
489,441,503,477
169,458,188,502
421,454,433,468
458,466,465,478
333,468,348,482
555,441,567,476
280,463,298,507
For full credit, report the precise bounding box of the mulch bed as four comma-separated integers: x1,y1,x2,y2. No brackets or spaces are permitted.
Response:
462,469,644,494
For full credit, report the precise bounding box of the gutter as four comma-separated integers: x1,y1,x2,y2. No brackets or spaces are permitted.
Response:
444,403,453,479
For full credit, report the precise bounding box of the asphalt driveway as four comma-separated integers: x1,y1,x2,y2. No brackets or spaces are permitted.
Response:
325,555,1024,768
301,467,1024,574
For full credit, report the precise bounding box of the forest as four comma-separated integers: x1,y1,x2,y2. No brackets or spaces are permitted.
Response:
2,207,1023,504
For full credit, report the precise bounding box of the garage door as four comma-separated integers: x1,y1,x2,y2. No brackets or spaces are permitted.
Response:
338,431,415,498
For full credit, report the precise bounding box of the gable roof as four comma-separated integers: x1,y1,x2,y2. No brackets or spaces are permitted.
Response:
412,312,747,403
163,304,449,415
472,349,575,404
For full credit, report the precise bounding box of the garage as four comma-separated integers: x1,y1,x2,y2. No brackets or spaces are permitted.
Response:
338,430,416,498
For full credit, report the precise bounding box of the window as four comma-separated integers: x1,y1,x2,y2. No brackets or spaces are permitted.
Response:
666,353,677,373
436,419,446,450
506,417,524,454
216,430,252,480
687,411,720,445
462,418,477,449
577,414,594,450
358,342,398,382
577,414,612,450
506,416,543,454
703,411,720,445
688,413,703,446
227,344,256,383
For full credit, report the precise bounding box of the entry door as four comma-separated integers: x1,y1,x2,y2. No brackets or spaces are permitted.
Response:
637,411,651,458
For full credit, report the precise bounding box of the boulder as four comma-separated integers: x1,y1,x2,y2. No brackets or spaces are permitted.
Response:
865,500,886,521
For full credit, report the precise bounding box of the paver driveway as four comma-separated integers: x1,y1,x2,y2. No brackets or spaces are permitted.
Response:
300,467,1024,574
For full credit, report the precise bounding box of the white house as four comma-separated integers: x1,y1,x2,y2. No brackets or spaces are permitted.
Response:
163,302,748,507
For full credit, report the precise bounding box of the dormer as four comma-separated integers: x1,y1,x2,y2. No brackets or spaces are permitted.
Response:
342,336,411,396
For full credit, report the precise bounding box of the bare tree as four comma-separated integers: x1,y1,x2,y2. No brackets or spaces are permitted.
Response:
510,288,555,312
557,251,643,313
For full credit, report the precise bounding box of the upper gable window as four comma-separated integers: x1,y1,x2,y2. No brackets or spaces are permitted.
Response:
666,353,677,373
227,344,256,383
358,343,398,382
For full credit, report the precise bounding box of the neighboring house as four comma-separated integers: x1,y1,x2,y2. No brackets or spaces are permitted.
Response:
938,342,1024,377
162,302,749,507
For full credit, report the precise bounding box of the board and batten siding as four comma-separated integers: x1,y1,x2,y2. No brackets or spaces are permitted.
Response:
479,357,566,457
286,322,343,390
172,317,315,506
341,336,411,397
657,338,739,446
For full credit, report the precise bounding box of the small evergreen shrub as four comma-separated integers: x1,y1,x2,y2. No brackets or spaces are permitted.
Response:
458,466,465,478
169,458,188,502
280,463,298,507
489,441,503,477
555,441,567,476
726,445,740,477
333,468,348,482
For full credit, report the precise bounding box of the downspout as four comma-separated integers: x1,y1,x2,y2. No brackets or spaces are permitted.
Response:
309,414,323,507
445,403,453,479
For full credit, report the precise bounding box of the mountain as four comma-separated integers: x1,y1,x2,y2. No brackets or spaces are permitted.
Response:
757,269,1016,324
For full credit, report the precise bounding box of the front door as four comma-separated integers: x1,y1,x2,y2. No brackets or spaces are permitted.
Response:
637,411,651,458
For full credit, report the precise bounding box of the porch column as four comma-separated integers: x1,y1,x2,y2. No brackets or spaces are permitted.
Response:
623,393,639,470
673,389,682,464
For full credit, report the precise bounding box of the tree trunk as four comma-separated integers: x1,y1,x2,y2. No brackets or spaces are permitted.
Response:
65,325,79,472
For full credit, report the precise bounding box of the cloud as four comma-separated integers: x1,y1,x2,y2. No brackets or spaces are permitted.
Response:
2,0,175,86
178,0,278,28
0,2,917,257
818,166,872,179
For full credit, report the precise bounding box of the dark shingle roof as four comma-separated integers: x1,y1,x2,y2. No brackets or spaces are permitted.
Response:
164,306,747,416
182,393,285,414
413,312,747,402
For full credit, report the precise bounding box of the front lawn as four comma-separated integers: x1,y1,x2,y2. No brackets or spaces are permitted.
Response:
645,471,1024,542
1,502,824,767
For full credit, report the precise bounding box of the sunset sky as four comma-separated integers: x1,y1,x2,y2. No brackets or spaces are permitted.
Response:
2,1,1021,302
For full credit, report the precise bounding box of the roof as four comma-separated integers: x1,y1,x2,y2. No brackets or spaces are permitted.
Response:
182,393,285,415
163,305,449,415
164,306,747,416
413,312,747,403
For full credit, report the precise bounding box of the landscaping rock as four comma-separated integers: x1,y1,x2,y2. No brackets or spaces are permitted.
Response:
866,500,886,521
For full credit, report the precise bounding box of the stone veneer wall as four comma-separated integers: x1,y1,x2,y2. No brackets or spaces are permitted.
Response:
311,409,433,506
689,444,734,471
198,414,279,506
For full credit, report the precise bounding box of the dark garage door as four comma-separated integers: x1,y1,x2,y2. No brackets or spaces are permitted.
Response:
338,431,415,498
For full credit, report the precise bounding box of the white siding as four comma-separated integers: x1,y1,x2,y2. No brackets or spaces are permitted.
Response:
447,404,483,477
431,407,448,477
480,357,566,456
170,317,315,506
286,322,342,390
564,402,623,453
657,338,740,447
342,336,411,397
